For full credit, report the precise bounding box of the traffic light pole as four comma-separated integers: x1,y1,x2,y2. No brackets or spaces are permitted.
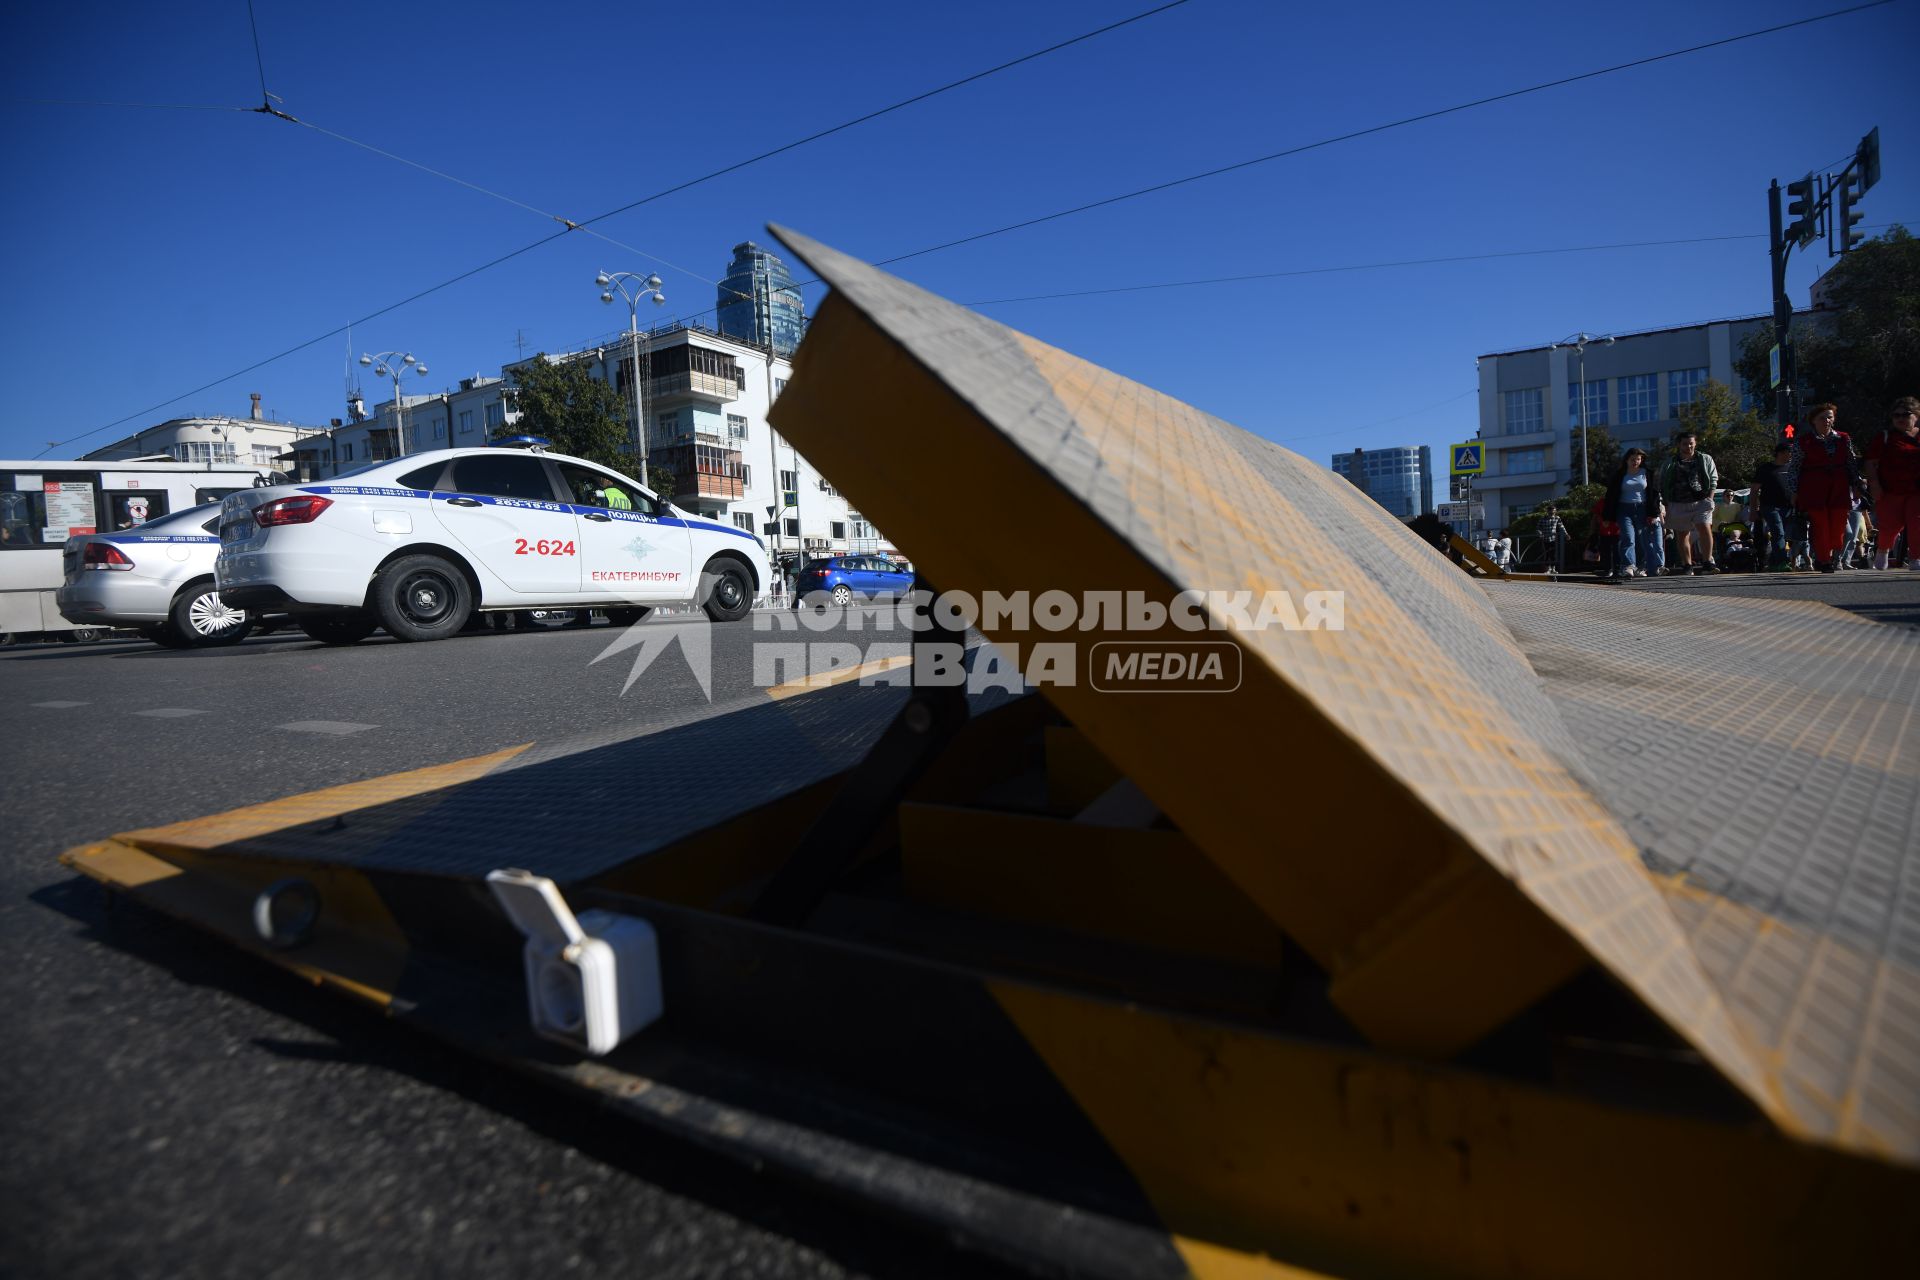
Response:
1768,179,1795,432
1765,127,1880,436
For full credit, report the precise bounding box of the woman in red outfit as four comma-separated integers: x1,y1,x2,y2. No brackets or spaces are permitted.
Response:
1788,402,1861,572
1865,396,1920,569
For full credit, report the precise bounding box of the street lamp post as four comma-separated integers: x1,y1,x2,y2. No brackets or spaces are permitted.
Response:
359,351,430,458
596,271,666,488
1550,333,1615,487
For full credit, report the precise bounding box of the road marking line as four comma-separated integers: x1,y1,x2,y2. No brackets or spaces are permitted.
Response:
116,743,533,848
134,708,210,718
276,720,378,735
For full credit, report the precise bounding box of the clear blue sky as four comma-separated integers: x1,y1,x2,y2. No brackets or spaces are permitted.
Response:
4,0,1915,477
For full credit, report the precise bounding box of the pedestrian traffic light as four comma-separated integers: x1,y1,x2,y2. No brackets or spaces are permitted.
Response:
1784,424,1795,441
1857,126,1881,192
1838,174,1866,252
1784,173,1818,248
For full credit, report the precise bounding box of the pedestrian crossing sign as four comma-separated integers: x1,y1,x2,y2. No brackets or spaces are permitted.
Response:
1450,443,1484,475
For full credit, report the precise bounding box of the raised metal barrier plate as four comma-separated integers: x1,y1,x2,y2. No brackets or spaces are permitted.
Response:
767,225,1917,1160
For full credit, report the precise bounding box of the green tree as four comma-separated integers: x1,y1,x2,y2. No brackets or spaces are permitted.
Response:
1571,425,1621,486
1500,484,1605,568
1735,225,1920,437
497,355,632,471
1673,379,1772,488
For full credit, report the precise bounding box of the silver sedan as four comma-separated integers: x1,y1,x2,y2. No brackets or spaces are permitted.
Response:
56,505,256,647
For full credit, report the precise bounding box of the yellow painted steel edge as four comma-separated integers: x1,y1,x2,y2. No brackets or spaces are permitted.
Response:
1447,535,1504,577
56,743,534,1007
990,978,1916,1280
113,743,532,851
766,652,912,701
62,838,407,1009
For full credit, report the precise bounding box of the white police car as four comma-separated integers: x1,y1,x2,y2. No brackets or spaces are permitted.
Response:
215,439,768,644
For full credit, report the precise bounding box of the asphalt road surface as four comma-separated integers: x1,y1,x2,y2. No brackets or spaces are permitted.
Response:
1,608,1017,1280
1615,563,1920,627
6,577,1913,1277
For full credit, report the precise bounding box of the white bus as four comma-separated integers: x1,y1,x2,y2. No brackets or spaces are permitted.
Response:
2,459,284,642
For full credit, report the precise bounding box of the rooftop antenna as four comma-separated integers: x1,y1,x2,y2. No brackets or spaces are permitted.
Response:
514,328,531,361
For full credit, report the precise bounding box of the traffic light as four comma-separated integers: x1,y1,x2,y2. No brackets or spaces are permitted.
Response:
1857,126,1881,192
1784,424,1796,441
1785,173,1819,248
1838,174,1866,252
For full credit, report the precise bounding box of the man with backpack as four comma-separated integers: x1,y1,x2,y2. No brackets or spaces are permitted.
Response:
1661,430,1720,574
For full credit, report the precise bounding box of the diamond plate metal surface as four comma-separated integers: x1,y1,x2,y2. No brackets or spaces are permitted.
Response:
1490,582,1920,1159
763,225,1919,1155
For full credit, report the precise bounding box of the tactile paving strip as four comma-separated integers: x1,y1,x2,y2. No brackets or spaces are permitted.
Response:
1490,582,1920,1159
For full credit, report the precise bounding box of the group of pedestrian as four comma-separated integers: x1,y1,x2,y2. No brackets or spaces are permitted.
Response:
1588,431,1715,581
1571,396,1919,581
1750,397,1920,572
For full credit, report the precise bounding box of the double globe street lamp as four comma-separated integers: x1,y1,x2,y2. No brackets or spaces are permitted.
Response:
359,350,431,458
596,271,666,488
1549,332,1615,487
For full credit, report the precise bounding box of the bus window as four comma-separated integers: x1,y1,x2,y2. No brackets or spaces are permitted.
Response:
105,490,171,530
1,471,101,548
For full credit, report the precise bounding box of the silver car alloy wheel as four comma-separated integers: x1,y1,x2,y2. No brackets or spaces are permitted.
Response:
186,589,247,637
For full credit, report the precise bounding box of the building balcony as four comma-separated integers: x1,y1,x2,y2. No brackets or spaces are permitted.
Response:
654,442,746,504
648,370,739,404
674,473,745,502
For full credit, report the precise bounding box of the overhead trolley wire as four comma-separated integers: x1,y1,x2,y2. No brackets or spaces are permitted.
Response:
278,2,1199,298
871,0,1896,268
576,0,1195,229
38,0,1897,455
38,2,1197,455
245,0,271,107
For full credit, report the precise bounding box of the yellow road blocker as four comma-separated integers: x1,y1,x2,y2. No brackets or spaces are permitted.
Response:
62,228,1917,1278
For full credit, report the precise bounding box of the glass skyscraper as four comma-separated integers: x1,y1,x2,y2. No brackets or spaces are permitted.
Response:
717,242,807,357
1330,445,1434,520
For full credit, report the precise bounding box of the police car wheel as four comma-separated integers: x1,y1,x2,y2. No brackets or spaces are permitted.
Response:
296,612,379,645
374,555,473,641
171,583,253,647
606,607,651,627
830,583,854,607
701,563,752,623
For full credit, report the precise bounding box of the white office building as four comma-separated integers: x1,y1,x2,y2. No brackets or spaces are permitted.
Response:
1471,311,1806,530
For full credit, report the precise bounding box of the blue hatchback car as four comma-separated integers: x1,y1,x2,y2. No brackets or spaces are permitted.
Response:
793,555,913,607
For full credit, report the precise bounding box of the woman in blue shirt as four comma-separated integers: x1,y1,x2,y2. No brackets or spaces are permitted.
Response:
1602,448,1664,579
